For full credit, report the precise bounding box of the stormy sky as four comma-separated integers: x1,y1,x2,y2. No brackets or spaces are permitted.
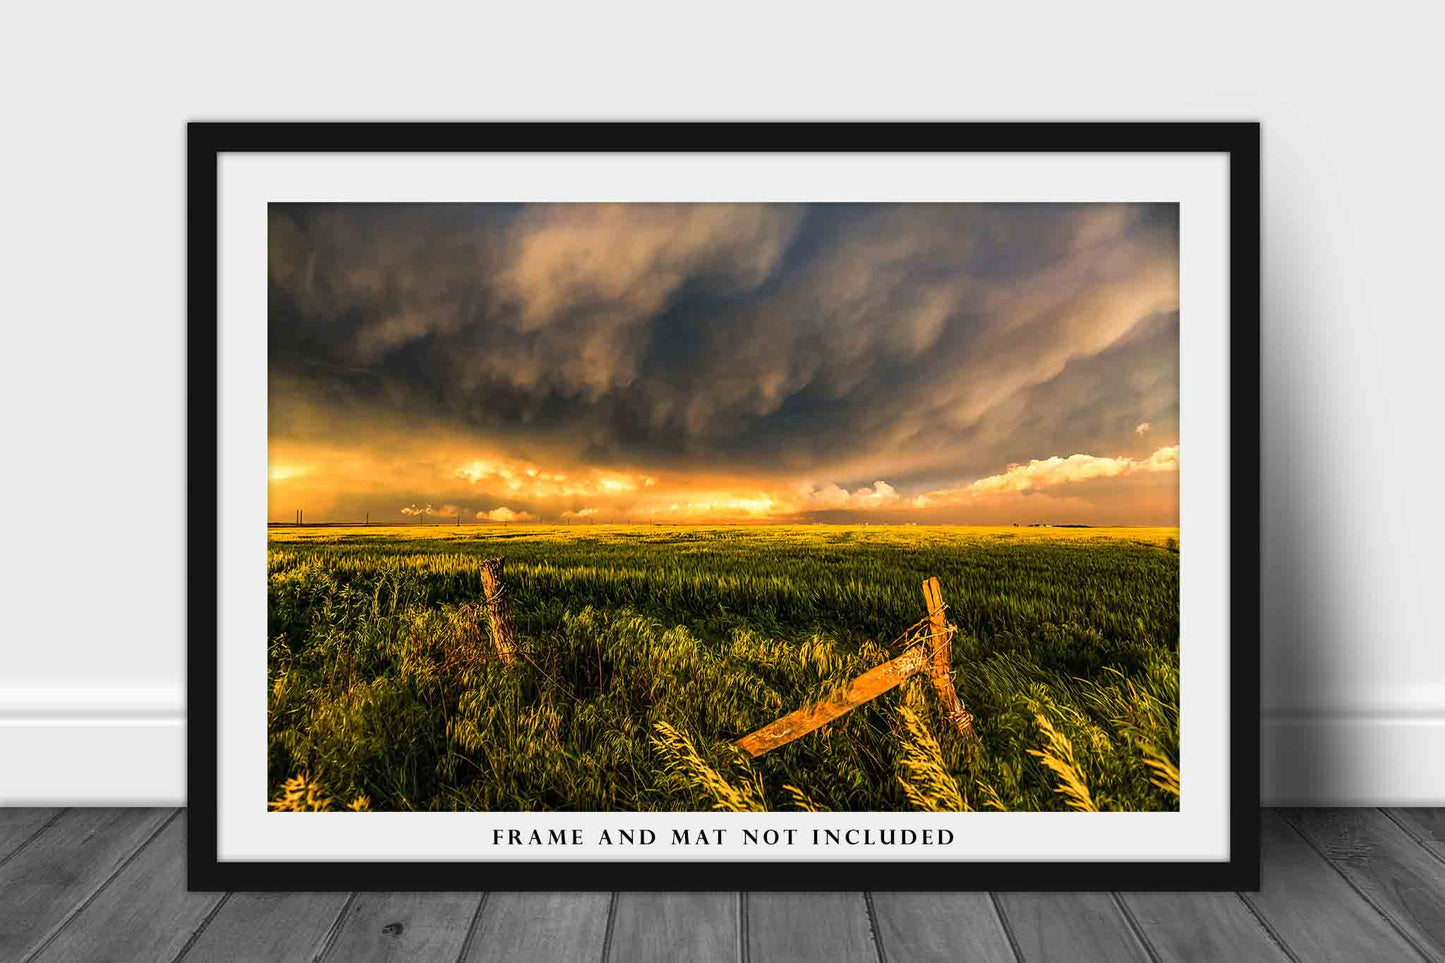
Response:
268,202,1179,525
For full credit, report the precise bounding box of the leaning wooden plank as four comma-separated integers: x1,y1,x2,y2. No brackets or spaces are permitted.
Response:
0,807,173,961
992,892,1150,962
181,891,353,963
320,892,484,963
1283,807,1445,960
1118,891,1288,962
607,893,737,963
0,807,61,862
31,813,224,963
1241,811,1428,962
869,892,1016,963
735,646,928,757
747,893,876,962
461,892,610,963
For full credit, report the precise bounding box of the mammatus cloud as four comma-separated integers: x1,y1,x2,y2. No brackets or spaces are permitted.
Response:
1135,422,1152,436
913,445,1179,507
512,204,796,292
271,204,1176,459
480,507,534,522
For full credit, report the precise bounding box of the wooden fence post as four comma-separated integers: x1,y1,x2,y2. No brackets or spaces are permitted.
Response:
923,577,976,740
479,557,517,664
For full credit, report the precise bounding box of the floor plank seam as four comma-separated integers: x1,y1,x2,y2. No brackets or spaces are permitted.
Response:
166,891,232,963
1281,810,1436,962
1109,892,1162,963
1380,808,1445,870
1229,892,1301,963
986,893,1025,963
598,891,620,963
1235,892,1306,963
0,808,69,869
312,891,359,963
862,892,889,963
452,891,490,963
21,808,180,963
738,891,749,963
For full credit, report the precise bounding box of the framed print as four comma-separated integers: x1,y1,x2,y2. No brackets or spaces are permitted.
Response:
190,122,1260,891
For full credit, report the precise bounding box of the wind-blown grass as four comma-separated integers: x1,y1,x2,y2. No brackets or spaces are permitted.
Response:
267,524,1180,812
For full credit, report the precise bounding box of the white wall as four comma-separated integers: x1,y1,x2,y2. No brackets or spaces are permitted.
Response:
1,2,1440,806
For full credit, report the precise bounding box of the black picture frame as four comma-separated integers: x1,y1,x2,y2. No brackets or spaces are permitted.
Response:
189,121,1260,892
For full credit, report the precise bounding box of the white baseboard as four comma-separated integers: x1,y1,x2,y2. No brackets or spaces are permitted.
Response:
0,688,184,805
1260,712,1445,806
2,688,1442,806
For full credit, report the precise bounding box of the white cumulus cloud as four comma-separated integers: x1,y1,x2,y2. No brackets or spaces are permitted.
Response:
914,445,1179,506
479,506,535,522
801,480,899,511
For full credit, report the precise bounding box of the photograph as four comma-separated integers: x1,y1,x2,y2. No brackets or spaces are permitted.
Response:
265,200,1183,816
14,0,1443,950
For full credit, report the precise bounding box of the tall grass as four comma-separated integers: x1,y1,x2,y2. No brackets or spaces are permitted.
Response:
267,525,1180,812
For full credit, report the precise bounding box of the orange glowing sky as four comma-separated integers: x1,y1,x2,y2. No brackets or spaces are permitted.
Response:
269,203,1179,525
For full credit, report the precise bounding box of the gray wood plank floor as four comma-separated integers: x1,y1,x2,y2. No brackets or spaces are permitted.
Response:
2,808,1443,961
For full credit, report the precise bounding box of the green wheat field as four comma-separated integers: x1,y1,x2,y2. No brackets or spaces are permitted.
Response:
267,525,1180,814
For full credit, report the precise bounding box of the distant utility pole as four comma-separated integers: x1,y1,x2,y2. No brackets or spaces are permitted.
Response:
365,512,369,527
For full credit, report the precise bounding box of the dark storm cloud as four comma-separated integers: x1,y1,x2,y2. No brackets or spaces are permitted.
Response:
269,201,1178,506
